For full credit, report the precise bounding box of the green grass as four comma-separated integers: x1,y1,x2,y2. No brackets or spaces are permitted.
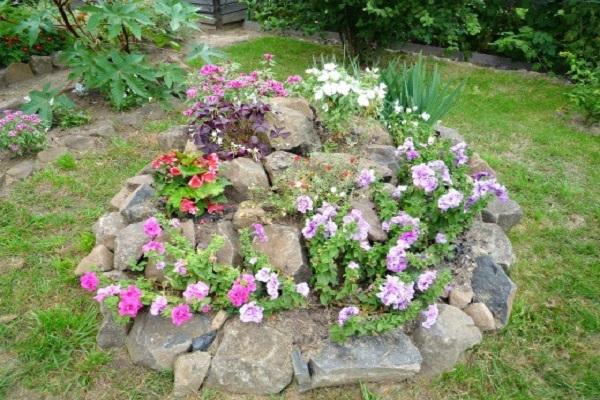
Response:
0,36,598,399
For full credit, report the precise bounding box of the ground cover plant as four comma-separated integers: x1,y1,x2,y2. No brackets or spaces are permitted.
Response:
0,36,598,400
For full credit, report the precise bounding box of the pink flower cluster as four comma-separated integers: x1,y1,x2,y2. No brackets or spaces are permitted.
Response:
142,217,165,255
227,273,257,307
0,110,44,155
118,285,143,318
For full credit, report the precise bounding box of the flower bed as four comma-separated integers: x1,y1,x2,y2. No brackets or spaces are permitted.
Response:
77,56,521,395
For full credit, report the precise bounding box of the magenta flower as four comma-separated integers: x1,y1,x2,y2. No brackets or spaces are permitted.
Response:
199,64,221,76
171,304,193,326
80,272,99,292
143,217,162,238
338,306,359,326
286,75,303,84
186,87,198,99
183,281,210,302
263,53,274,62
239,301,264,323
94,284,121,303
227,283,250,307
118,297,143,318
142,240,165,255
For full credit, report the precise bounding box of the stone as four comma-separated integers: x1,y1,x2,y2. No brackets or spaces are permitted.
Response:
196,220,241,266
158,125,188,151
363,145,401,174
144,259,166,283
6,160,34,180
464,303,496,331
180,219,196,247
465,220,515,270
350,117,393,146
220,158,269,202
37,146,69,165
253,224,310,282
0,63,34,85
266,106,321,155
63,135,97,152
263,150,298,182
412,304,482,377
114,222,147,270
232,201,268,229
449,286,473,309
471,256,517,328
191,330,217,352
173,352,211,397
51,52,66,69
119,183,156,214
97,304,130,349
291,348,311,391
205,319,293,395
93,212,126,250
102,270,134,281
75,245,113,275
482,198,523,232
469,153,495,177
121,201,160,224
126,311,211,371
310,152,394,182
29,55,54,75
309,329,421,388
88,120,117,138
109,187,132,210
125,174,154,191
435,125,465,145
350,198,387,242
210,310,229,330
270,96,313,119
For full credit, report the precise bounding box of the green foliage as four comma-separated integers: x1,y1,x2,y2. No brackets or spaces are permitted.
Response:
186,43,227,67
562,52,600,124
491,26,558,71
56,153,77,170
20,84,75,128
381,54,463,125
54,107,91,129
360,383,382,400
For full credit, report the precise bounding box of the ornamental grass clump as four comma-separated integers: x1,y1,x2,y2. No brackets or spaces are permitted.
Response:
0,110,46,156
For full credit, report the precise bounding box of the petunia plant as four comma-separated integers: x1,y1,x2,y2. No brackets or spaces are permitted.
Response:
0,110,46,156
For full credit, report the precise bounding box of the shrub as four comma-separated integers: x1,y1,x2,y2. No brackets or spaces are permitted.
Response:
562,52,600,124
0,110,46,156
380,55,463,127
20,83,88,129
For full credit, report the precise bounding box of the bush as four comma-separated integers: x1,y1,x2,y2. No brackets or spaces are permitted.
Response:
20,83,89,129
562,52,600,124
0,110,46,156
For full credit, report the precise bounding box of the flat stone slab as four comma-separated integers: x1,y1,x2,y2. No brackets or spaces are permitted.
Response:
126,311,211,371
308,328,421,388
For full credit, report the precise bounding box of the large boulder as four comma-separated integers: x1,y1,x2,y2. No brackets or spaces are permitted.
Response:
363,145,401,175
310,152,394,182
308,329,421,388
87,120,117,138
29,55,53,75
0,63,34,86
97,304,130,349
465,220,515,270
412,304,482,377
220,158,270,202
232,201,269,229
350,198,387,242
119,183,156,213
269,97,313,119
266,104,321,155
113,222,148,270
173,352,212,397
471,256,517,328
158,125,188,152
75,244,113,275
435,125,465,145
482,198,523,232
252,224,311,282
126,311,211,371
93,212,126,250
196,220,241,266
263,150,298,182
350,117,393,146
205,319,294,395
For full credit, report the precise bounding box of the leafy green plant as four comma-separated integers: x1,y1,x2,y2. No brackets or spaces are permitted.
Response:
20,83,75,128
56,152,77,170
561,52,600,124
54,107,91,129
381,54,464,125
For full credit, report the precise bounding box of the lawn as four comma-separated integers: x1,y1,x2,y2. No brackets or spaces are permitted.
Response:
0,36,598,400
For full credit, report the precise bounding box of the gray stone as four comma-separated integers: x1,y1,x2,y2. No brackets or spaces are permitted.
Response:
75,244,113,275
205,319,293,395
144,258,166,283
158,125,188,151
180,219,196,247
97,304,130,349
126,311,211,371
119,183,156,214
253,224,310,282
191,330,217,352
464,302,496,331
465,220,515,270
291,348,311,391
469,153,496,177
471,256,517,328
350,198,387,242
125,174,154,191
51,52,66,69
196,220,241,266
29,55,54,75
93,212,126,250
350,117,393,146
482,198,523,232
309,329,421,388
173,352,211,397
6,160,35,180
37,146,69,165
220,158,269,202
363,145,401,174
232,201,268,229
88,121,117,138
210,310,229,331
435,125,465,145
449,286,473,309
63,135,97,152
0,63,34,85
114,222,147,270
270,96,313,119
121,201,159,224
263,150,298,182
412,304,482,377
109,187,132,210
266,106,321,155
310,152,394,182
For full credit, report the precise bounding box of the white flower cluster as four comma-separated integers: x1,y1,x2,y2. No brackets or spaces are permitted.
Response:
305,63,386,108
392,100,431,122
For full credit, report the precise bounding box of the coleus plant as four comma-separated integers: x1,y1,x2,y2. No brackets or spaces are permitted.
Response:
151,151,229,217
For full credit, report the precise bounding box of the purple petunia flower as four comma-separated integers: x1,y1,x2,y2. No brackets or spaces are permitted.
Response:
421,304,439,328
239,301,264,323
438,188,464,211
435,232,447,244
296,195,313,214
356,169,376,188
411,164,438,193
338,306,360,326
416,270,437,291
376,275,415,310
253,223,268,243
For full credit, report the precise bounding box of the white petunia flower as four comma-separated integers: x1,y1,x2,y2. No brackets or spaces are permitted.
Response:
357,94,370,107
324,63,337,71
421,112,431,121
